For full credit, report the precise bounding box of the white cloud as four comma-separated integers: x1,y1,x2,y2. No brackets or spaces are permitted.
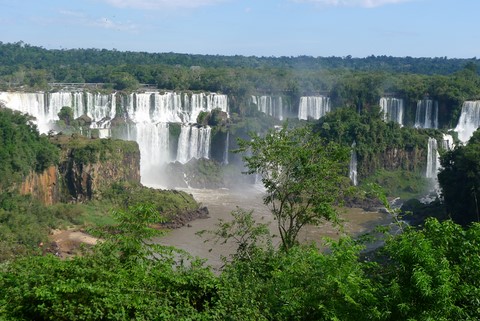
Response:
58,9,137,32
291,0,413,8
99,0,226,10
92,18,137,31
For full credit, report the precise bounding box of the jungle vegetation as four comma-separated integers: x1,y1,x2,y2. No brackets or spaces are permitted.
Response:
1,43,480,320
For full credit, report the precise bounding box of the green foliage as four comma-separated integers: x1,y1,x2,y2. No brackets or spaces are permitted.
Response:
198,207,273,263
102,181,199,221
109,71,140,91
214,240,380,321
52,134,138,165
438,129,480,225
378,218,480,320
0,108,59,189
360,169,429,199
0,204,218,320
0,192,87,262
57,106,74,126
238,123,351,251
197,110,210,125
95,204,167,264
316,106,440,180
2,209,480,320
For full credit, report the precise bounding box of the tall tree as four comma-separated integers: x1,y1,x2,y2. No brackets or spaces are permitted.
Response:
237,123,350,251
438,130,480,225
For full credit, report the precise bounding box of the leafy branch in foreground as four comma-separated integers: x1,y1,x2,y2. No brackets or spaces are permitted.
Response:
93,203,172,265
198,207,273,264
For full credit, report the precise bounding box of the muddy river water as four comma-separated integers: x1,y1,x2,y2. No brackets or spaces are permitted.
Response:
149,185,393,270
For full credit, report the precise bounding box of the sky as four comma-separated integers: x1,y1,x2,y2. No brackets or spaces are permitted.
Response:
0,0,478,58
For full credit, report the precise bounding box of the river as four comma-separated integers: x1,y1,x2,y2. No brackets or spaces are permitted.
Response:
148,184,393,270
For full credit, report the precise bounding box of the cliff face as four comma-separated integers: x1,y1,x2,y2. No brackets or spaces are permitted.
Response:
20,136,141,204
358,147,426,178
20,166,59,205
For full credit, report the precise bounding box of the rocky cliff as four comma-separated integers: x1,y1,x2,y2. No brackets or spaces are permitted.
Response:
358,146,426,178
20,135,141,204
20,166,59,205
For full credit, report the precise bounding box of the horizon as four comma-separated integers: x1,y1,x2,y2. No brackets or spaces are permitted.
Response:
1,0,478,59
5,41,478,61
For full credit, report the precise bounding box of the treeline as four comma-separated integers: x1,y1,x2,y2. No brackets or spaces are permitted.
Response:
1,42,480,105
1,41,478,74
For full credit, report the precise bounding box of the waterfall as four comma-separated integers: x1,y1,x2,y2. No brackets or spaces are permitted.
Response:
426,137,440,179
379,97,404,125
0,90,227,184
0,92,48,132
223,130,230,165
0,91,116,134
127,92,228,124
298,96,330,120
252,95,283,120
454,101,480,143
415,99,438,129
86,92,116,129
442,133,455,151
176,125,211,164
132,122,170,171
349,141,358,186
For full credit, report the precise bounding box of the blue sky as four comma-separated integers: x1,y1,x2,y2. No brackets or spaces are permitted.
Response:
0,0,478,58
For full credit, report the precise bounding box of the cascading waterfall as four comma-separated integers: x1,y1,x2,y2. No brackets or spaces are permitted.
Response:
176,125,211,164
454,101,480,143
0,90,228,184
349,141,358,186
415,99,438,129
422,136,445,203
85,92,116,129
0,91,115,134
442,133,455,151
133,122,170,172
298,96,330,120
0,92,48,132
426,137,440,179
223,130,230,165
379,97,404,125
252,95,284,120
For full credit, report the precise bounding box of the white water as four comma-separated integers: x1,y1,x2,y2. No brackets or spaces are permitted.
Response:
349,141,358,186
252,95,284,120
176,125,211,164
223,131,230,165
415,99,438,129
442,133,455,151
426,137,440,179
379,97,404,126
454,101,480,143
0,90,228,184
0,91,116,134
298,96,330,120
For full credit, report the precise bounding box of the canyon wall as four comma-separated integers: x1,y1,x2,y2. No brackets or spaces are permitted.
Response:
20,135,140,204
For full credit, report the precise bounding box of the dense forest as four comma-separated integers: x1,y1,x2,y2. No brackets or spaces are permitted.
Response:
1,43,480,320
2,42,480,133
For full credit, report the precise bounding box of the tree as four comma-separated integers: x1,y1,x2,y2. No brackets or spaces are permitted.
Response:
438,129,480,225
57,106,74,126
237,123,350,251
378,218,480,320
109,71,139,91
